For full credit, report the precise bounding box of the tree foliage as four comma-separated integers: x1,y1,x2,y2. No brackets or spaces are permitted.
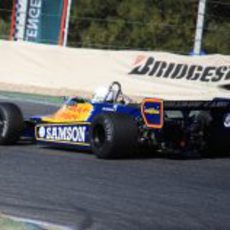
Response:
68,0,229,54
69,0,193,52
0,0,229,54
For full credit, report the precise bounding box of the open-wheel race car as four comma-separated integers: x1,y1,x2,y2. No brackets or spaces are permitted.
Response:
1,81,230,159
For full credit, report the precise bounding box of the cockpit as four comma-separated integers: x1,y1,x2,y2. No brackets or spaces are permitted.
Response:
92,82,133,104
63,82,133,106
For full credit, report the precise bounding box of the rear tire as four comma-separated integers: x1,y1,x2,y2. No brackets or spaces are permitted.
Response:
90,113,138,159
0,103,24,145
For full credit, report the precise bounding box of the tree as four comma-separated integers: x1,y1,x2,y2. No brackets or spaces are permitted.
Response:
0,0,229,54
203,0,230,54
0,1,12,39
68,0,196,53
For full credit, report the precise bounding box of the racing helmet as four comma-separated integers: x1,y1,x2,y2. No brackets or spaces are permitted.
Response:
92,86,117,103
92,87,109,103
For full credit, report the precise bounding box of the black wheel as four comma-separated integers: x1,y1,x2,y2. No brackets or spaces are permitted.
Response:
90,113,138,159
0,103,24,145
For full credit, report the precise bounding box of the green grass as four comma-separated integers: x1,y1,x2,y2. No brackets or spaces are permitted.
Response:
0,216,41,230
0,214,68,230
0,90,63,105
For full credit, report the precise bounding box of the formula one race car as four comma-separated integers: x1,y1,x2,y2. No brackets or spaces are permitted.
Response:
0,82,230,158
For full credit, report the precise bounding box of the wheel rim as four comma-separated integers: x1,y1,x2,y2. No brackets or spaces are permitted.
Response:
92,124,106,148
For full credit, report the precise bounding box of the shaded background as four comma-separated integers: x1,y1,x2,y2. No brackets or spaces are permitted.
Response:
0,0,229,54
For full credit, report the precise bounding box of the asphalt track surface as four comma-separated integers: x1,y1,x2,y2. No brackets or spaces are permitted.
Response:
0,99,230,230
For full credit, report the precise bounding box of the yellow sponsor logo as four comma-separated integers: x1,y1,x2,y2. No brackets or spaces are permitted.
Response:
42,103,93,123
144,108,160,115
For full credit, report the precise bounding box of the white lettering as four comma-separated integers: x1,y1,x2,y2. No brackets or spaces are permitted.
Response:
72,127,79,142
27,18,39,30
25,0,42,40
67,127,72,141
52,127,58,140
29,8,40,18
46,127,52,139
40,126,87,143
78,127,86,142
30,0,42,8
58,127,66,140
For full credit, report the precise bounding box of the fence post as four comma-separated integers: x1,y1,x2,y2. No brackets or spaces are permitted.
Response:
193,0,207,55
63,0,72,46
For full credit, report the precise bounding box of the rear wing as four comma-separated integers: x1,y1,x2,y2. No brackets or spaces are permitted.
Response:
164,98,230,110
140,97,230,129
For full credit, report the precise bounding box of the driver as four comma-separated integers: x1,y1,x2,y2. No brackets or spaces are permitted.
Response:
92,87,109,103
91,82,132,104
92,86,118,103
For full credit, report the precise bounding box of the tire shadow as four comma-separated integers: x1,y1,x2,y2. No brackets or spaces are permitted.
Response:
15,141,230,161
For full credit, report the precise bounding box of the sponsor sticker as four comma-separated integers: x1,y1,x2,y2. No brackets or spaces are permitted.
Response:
36,124,90,145
102,107,114,112
144,107,160,115
129,56,230,83
141,98,163,129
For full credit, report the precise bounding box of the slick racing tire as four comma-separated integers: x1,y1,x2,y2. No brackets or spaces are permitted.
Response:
90,113,138,159
0,103,24,145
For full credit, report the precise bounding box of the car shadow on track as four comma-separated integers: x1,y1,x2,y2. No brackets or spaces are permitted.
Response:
16,139,230,161
30,144,230,161
17,140,36,146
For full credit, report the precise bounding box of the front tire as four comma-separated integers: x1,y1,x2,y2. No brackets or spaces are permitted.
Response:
90,113,138,159
0,103,24,145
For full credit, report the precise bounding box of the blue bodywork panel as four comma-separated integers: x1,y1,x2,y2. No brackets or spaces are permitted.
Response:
25,100,151,150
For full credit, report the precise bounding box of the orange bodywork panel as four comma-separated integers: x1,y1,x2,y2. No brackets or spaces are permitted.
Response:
42,103,93,123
